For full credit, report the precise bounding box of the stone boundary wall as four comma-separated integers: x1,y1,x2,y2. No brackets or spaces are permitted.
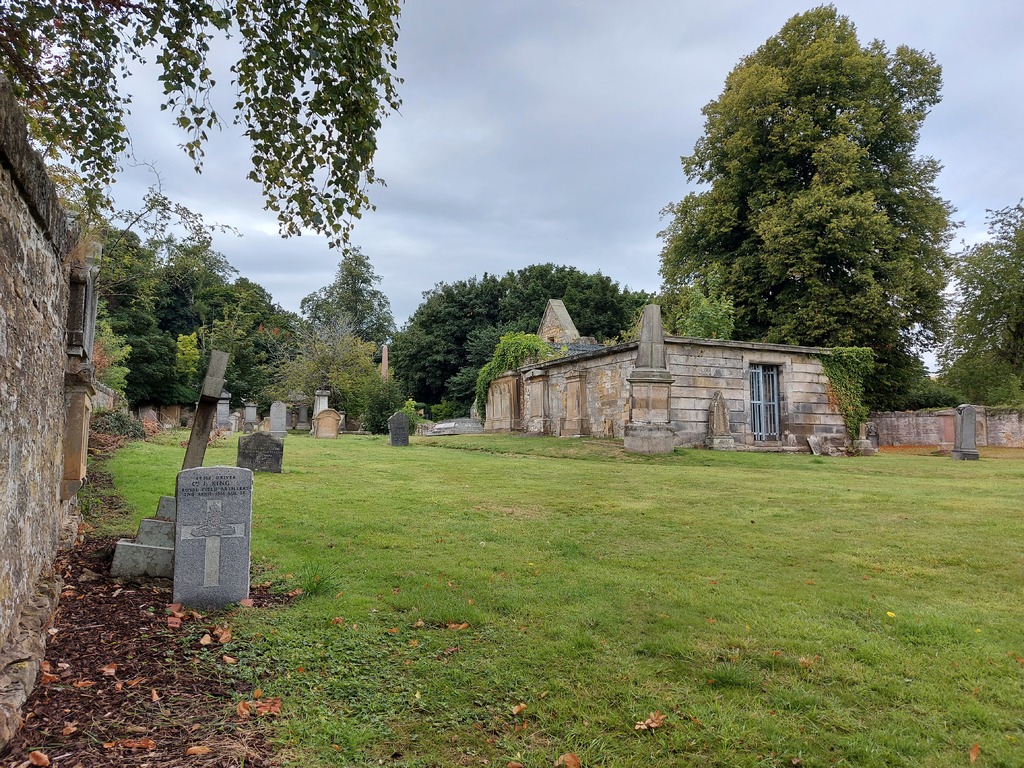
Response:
92,382,125,412
0,77,84,747
870,408,1024,448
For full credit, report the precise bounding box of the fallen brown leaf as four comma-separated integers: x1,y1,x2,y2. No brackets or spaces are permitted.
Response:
121,737,157,750
214,626,232,644
255,697,282,716
512,702,527,716
238,598,254,608
236,700,252,719
970,743,980,763
253,688,263,699
27,751,50,766
100,663,117,676
635,710,667,730
167,616,182,629
330,616,345,625
61,724,78,736
38,671,59,685
199,633,213,646
387,627,399,634
186,745,212,755
555,754,581,768
151,688,160,702
71,679,95,688
222,655,238,665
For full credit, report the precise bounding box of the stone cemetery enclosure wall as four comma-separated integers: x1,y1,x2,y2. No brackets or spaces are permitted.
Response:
870,407,1024,448
490,336,846,449
0,77,91,745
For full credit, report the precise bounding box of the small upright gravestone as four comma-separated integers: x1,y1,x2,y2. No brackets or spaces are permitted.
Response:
388,411,410,446
237,432,283,473
952,404,980,461
269,400,288,439
243,401,258,433
705,390,735,451
295,404,310,432
173,466,253,609
312,408,341,438
216,390,232,430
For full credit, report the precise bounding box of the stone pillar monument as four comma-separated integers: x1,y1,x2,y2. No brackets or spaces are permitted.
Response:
313,389,330,418
623,305,675,454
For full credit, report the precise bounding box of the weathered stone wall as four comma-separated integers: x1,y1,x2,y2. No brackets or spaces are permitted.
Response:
0,77,82,746
870,408,1024,448
985,410,1024,447
665,338,845,447
510,337,846,449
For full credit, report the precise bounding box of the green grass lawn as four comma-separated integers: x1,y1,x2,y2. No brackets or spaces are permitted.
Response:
105,433,1024,767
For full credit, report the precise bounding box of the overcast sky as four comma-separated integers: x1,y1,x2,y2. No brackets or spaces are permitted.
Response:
112,0,1024,338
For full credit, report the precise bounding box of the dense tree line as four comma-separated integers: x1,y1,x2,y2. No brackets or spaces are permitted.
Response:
96,218,399,421
390,264,650,412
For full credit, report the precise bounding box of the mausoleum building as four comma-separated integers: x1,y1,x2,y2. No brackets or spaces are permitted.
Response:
485,300,847,451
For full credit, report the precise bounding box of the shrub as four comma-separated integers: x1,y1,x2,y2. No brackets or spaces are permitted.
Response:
91,409,146,440
361,378,407,434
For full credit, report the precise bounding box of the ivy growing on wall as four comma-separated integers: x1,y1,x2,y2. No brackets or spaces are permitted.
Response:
476,333,554,419
817,347,875,440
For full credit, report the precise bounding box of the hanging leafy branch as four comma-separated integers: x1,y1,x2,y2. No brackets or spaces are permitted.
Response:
818,347,875,440
475,333,553,419
1,0,401,245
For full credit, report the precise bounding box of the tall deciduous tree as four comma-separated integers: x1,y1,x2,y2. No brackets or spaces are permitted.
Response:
300,247,395,348
1,0,400,242
940,203,1024,405
659,6,955,408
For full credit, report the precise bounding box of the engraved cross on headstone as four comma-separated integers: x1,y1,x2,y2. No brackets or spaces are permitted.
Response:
179,500,245,586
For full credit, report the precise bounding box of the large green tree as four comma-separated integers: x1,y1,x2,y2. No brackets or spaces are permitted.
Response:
659,6,955,408
1,0,400,241
940,203,1024,405
300,247,395,348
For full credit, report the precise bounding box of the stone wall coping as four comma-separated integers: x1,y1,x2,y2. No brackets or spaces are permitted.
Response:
0,76,77,259
522,336,827,373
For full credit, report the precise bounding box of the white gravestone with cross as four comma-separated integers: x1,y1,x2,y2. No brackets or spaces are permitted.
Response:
173,466,253,608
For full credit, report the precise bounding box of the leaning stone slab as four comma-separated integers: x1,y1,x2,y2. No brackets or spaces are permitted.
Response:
173,467,253,609
237,432,283,473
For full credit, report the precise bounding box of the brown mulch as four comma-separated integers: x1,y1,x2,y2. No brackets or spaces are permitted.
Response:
1,460,291,768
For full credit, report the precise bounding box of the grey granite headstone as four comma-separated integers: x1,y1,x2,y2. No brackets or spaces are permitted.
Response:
807,435,824,456
243,401,258,433
296,404,310,431
270,400,288,439
237,432,283,473
388,411,410,446
952,404,980,460
173,467,253,609
216,390,232,429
